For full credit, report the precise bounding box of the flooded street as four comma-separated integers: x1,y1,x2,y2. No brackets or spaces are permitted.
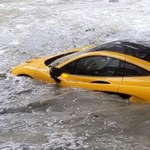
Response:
1,0,150,149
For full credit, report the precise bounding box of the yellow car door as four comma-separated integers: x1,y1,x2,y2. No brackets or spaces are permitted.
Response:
57,54,125,93
118,56,150,102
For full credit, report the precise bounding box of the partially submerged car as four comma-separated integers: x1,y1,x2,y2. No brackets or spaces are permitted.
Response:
11,41,150,102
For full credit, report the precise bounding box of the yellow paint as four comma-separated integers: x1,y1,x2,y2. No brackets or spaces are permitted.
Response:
11,45,93,80
61,73,68,78
11,45,150,102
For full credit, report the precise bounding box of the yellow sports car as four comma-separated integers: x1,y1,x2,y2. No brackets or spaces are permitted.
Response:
11,41,150,102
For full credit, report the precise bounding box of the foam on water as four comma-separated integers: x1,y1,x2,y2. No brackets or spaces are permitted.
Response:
1,0,150,149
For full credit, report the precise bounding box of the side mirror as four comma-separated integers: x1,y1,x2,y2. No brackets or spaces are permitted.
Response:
50,67,62,83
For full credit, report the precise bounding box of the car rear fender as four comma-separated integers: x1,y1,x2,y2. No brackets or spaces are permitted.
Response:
129,96,145,103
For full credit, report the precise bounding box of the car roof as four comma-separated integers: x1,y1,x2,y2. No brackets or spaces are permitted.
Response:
90,41,150,62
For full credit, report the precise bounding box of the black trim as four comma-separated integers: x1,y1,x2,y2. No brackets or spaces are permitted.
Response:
91,81,110,84
50,69,61,83
18,74,32,78
45,52,75,66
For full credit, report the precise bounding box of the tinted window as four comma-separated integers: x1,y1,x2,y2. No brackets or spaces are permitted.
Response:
124,62,150,76
94,44,125,54
45,52,75,67
72,56,122,77
123,42,150,62
50,47,94,67
114,61,125,76
93,41,150,63
61,60,79,74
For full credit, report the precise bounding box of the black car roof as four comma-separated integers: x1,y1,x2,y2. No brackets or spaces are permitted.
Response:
91,41,150,62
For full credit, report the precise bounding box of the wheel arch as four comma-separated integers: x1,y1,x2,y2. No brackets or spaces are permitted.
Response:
18,74,32,78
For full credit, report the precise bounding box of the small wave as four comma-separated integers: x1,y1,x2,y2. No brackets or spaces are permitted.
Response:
0,72,7,80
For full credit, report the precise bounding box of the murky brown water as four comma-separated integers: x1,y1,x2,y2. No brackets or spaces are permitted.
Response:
1,0,150,149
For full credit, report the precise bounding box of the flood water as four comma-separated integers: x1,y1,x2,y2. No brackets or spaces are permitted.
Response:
1,0,150,149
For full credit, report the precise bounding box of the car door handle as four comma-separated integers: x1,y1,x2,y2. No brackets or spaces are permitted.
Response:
91,81,110,84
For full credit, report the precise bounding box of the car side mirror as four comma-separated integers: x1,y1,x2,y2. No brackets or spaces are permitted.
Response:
50,67,62,83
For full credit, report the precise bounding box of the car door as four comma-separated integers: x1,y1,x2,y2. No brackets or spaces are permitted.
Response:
35,51,78,83
118,55,150,102
58,55,125,93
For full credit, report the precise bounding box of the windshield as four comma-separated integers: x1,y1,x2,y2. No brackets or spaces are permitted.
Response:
45,52,75,67
50,47,95,67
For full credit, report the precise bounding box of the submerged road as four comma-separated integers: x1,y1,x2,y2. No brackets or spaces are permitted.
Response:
1,0,150,149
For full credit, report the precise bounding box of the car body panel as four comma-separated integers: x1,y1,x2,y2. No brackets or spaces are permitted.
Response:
119,83,150,102
11,45,94,78
56,51,126,92
58,75,123,92
118,55,150,102
36,67,56,83
11,61,38,78
57,51,150,102
11,42,150,102
125,55,150,71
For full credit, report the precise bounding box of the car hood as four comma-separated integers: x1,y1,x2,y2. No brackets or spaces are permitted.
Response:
24,56,52,68
11,45,95,76
11,56,52,76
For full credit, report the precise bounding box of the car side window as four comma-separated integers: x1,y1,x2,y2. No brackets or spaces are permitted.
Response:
124,62,150,76
61,60,79,74
72,56,122,77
